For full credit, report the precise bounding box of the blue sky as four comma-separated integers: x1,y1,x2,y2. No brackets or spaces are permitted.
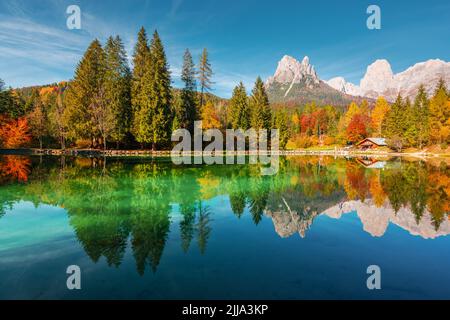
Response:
0,0,449,97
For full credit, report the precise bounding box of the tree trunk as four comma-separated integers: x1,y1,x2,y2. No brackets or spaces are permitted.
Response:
61,156,66,170
200,87,204,109
103,135,106,151
152,142,156,152
116,141,119,150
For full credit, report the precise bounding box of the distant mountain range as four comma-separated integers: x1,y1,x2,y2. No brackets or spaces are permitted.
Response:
265,55,450,106
326,59,450,102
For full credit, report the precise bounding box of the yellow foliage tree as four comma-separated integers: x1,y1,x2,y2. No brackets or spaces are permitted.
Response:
201,101,221,130
369,173,387,207
429,83,450,144
343,102,360,128
336,102,360,143
371,96,390,136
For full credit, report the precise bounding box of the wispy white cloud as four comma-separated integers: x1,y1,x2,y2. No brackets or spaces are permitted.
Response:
0,15,91,86
169,0,184,19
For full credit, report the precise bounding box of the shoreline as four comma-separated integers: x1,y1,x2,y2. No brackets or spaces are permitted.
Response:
1,148,449,158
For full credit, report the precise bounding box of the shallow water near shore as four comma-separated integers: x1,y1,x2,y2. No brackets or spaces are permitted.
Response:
0,155,449,299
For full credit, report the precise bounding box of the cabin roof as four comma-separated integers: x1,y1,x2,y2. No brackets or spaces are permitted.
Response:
356,137,387,146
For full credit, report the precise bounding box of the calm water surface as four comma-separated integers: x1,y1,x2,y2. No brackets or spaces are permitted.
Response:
0,155,449,299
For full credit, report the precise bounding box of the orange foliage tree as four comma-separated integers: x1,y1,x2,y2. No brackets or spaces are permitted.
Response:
201,101,221,130
0,155,31,182
346,114,368,143
0,117,32,148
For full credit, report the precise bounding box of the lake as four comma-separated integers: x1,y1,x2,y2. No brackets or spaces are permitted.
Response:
0,154,449,299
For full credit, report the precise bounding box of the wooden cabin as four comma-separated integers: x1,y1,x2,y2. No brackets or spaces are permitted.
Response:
356,138,387,150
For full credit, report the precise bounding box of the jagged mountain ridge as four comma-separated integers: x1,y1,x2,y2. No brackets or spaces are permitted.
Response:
326,59,450,101
322,199,450,239
265,197,450,240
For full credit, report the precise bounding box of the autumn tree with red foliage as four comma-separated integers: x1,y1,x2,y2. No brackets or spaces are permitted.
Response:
346,114,368,143
0,155,31,182
0,117,32,148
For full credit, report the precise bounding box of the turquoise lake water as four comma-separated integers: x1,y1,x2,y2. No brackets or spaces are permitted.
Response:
0,155,449,299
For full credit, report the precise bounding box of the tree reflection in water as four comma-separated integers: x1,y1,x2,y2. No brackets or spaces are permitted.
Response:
0,155,449,273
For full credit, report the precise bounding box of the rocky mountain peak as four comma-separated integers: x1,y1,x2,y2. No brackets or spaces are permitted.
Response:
266,55,319,86
360,59,395,94
302,56,310,66
326,77,362,97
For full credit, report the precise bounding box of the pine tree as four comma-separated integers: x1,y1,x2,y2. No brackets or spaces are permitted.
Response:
0,79,23,119
131,27,151,146
412,85,430,148
64,39,106,144
104,35,132,147
403,97,417,147
146,30,172,150
132,30,172,150
198,48,213,109
273,110,289,149
250,76,272,131
382,94,407,150
179,49,198,133
435,78,448,96
229,82,250,130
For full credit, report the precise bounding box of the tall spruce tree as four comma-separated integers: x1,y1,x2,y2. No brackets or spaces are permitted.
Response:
229,82,250,130
64,39,106,145
179,49,198,133
412,85,429,148
198,48,213,109
403,97,417,147
250,76,272,131
273,110,289,149
131,27,151,146
382,94,402,138
104,35,132,147
0,79,23,119
382,94,407,150
146,30,172,150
